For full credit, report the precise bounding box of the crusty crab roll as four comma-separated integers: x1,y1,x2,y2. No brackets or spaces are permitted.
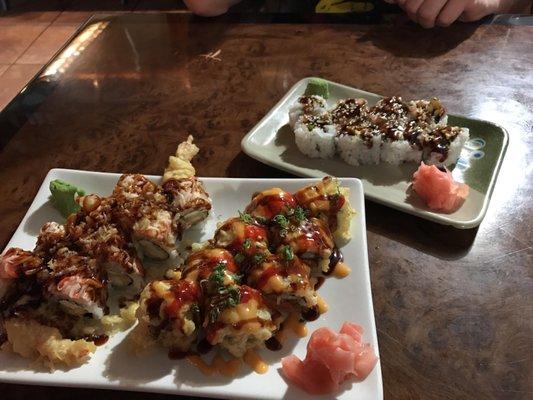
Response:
162,177,211,233
162,136,212,232
40,248,108,319
112,175,178,260
0,248,43,300
137,277,201,352
182,248,240,284
213,216,270,261
293,176,355,244
244,188,297,222
66,195,145,290
204,283,277,358
247,254,317,311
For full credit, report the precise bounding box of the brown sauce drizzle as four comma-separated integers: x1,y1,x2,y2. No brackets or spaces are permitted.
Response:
324,247,343,276
301,306,320,322
314,276,325,290
197,338,214,355
265,336,283,351
85,334,109,346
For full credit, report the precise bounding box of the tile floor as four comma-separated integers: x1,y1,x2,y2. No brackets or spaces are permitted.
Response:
0,0,188,111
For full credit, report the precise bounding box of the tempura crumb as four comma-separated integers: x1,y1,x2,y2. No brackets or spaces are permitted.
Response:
3,318,96,369
334,187,356,245
163,135,199,182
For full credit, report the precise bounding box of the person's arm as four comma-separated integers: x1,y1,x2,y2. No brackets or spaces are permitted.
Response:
395,0,532,28
183,0,242,16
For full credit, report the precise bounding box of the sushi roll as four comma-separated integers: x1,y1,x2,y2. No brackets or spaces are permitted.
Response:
333,99,380,166
204,283,277,358
293,113,337,159
245,188,297,221
0,248,43,301
181,248,240,283
408,97,448,127
379,122,424,165
34,222,68,260
293,176,355,243
136,277,202,352
270,216,336,274
40,248,108,319
247,254,318,312
162,177,212,233
288,95,328,129
162,135,212,232
66,195,145,290
112,175,178,260
213,217,270,263
420,125,470,167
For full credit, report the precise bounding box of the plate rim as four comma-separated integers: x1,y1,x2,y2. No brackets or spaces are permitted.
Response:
1,168,383,400
241,76,509,229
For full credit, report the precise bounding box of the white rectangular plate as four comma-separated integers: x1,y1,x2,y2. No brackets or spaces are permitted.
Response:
0,168,382,400
241,77,508,229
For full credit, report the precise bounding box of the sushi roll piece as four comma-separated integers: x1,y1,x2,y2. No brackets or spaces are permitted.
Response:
369,96,409,126
293,113,337,159
247,254,318,312
293,176,355,243
40,248,108,319
136,277,202,352
270,216,336,274
112,175,178,261
204,283,277,358
379,122,424,165
213,217,270,262
245,188,297,221
162,177,212,233
181,248,241,284
333,99,380,166
420,125,470,167
0,248,43,301
289,95,328,129
408,97,448,127
66,195,145,290
162,135,212,231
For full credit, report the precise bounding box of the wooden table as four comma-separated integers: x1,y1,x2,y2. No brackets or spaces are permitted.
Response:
0,13,532,400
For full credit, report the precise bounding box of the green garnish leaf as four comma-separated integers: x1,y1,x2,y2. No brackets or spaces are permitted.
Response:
239,211,254,224
253,253,266,264
234,253,245,263
306,123,316,131
243,238,252,250
294,206,308,221
208,262,226,286
281,245,294,261
49,179,86,218
273,214,289,229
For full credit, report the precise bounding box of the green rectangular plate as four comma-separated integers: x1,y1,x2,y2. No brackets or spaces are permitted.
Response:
241,77,508,229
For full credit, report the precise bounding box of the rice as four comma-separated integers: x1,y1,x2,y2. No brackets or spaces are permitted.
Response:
294,120,336,159
381,140,422,165
336,132,381,166
424,127,469,167
289,95,328,128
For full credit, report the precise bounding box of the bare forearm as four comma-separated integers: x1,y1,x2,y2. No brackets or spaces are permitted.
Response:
183,0,242,16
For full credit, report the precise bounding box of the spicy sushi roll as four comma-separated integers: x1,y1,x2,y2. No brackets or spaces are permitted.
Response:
293,176,355,243
136,277,201,352
293,113,337,159
333,99,381,166
245,188,297,222
204,283,277,358
247,254,318,312
213,216,270,263
288,95,328,129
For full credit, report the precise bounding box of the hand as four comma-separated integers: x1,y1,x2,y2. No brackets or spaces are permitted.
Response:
395,0,518,28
